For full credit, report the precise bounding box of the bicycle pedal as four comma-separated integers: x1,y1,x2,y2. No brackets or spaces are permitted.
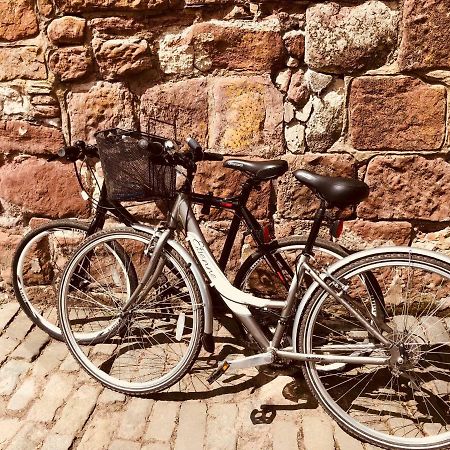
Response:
207,361,230,384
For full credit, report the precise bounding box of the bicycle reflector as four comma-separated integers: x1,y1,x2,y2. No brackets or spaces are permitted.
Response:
330,219,344,239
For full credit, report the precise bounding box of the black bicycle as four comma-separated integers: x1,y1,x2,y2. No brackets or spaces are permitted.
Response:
12,134,349,340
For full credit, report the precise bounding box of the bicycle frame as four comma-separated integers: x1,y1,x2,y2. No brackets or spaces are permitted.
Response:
132,193,398,367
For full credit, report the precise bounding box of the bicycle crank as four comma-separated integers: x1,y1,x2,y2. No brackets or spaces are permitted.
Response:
207,351,275,384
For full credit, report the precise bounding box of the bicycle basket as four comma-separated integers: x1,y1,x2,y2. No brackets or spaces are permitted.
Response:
95,128,176,202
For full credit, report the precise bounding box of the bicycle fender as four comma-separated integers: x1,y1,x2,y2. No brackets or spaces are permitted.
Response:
291,245,450,352
132,224,214,336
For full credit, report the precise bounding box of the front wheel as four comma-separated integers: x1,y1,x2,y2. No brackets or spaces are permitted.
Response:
58,228,204,395
299,251,450,450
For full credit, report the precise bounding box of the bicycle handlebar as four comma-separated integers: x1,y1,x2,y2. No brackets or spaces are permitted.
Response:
55,140,99,162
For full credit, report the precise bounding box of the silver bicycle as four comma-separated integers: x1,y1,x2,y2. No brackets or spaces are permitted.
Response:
58,130,450,450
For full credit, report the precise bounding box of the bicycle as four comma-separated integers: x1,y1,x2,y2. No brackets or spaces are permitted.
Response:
12,135,349,341
58,128,450,450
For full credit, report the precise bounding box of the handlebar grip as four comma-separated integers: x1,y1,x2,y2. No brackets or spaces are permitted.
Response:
203,152,224,162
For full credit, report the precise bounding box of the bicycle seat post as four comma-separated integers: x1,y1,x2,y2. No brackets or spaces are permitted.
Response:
302,199,328,258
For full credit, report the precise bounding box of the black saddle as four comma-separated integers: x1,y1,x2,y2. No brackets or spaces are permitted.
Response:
294,170,369,208
224,159,288,181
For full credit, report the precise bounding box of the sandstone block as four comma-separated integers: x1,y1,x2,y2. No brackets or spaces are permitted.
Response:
306,79,345,152
0,0,38,41
55,0,170,13
0,120,64,155
140,78,208,144
340,220,412,251
413,227,450,256
399,0,450,70
145,401,180,442
350,76,446,151
7,377,35,412
358,156,450,221
117,398,153,440
0,86,30,117
209,76,283,157
283,30,305,60
206,403,238,450
174,401,207,450
0,47,46,81
0,303,20,330
277,154,355,220
303,416,335,450
305,1,398,73
158,20,285,74
37,0,53,16
93,37,152,80
49,46,93,82
0,232,23,286
0,359,30,396
287,70,309,106
47,16,86,45
285,120,305,154
193,160,271,220
0,157,89,218
67,81,136,143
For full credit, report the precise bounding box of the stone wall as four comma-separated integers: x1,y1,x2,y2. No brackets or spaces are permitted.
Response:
1,0,450,286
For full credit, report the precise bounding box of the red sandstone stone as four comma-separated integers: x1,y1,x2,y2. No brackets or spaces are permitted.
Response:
209,76,283,158
349,76,446,151
92,38,152,80
0,158,89,218
283,30,305,60
287,70,309,106
358,156,450,221
193,160,271,220
399,0,450,70
67,81,136,143
0,120,64,155
340,220,412,251
277,154,356,220
48,47,93,82
0,0,38,41
0,47,46,82
55,0,171,13
47,17,86,45
140,78,208,144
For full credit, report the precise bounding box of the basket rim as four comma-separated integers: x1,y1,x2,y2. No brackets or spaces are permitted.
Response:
94,128,171,144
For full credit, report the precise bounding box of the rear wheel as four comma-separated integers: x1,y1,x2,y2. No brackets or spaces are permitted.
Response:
299,251,450,450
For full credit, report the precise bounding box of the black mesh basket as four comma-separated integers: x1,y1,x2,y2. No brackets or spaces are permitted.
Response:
95,128,176,202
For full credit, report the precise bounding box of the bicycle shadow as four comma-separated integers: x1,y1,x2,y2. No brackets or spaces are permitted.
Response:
148,315,319,423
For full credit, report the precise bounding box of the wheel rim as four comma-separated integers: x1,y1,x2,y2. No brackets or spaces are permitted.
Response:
16,226,88,337
60,232,200,393
303,255,450,448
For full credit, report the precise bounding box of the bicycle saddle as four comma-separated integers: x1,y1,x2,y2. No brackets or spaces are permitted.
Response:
294,170,369,208
223,159,288,180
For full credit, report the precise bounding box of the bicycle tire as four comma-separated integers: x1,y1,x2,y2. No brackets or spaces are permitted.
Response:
58,228,204,395
299,250,450,450
12,219,138,341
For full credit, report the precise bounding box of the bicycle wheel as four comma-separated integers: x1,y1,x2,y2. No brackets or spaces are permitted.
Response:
12,219,138,341
12,219,90,340
299,250,450,450
235,235,349,297
58,228,204,395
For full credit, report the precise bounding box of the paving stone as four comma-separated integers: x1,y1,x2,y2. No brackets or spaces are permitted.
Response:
302,416,335,450
3,312,34,342
109,440,141,450
117,397,154,440
206,403,238,450
40,434,73,450
0,303,20,330
174,401,207,450
97,388,126,405
5,421,47,450
7,377,36,412
0,418,22,448
0,359,31,396
77,412,121,450
271,420,299,450
52,384,102,437
333,424,364,450
59,353,80,372
10,328,50,361
419,316,450,344
31,341,68,378
145,401,180,443
142,443,169,450
0,336,20,364
27,372,76,422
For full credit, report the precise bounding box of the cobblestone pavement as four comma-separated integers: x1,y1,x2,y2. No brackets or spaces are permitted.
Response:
0,301,382,450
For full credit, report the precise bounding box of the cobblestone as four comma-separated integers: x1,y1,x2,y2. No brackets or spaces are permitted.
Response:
3,312,34,342
174,401,207,450
0,302,406,450
0,302,19,330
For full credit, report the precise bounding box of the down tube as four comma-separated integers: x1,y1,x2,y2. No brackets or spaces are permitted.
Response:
176,194,273,349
